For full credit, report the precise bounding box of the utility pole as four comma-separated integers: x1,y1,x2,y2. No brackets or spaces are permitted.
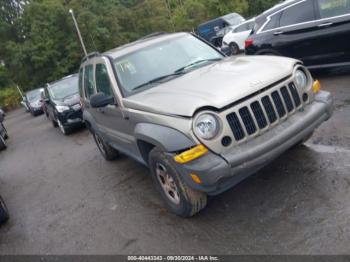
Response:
15,85,23,98
69,9,88,57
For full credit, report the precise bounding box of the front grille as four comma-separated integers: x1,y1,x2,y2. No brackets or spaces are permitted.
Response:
261,96,277,124
280,86,294,112
226,81,302,142
288,83,301,107
271,91,286,118
66,109,82,120
251,101,268,129
226,112,245,141
239,107,257,135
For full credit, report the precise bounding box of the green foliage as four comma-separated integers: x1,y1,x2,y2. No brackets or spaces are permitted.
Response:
0,87,22,111
0,0,280,98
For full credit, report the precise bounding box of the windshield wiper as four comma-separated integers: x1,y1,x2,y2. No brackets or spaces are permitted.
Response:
132,72,186,91
174,58,223,73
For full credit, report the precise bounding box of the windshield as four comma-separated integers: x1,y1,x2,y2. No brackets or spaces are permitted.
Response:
26,89,42,103
48,76,78,100
113,34,223,96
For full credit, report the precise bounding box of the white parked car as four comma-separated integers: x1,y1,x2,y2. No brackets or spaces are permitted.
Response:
222,19,255,55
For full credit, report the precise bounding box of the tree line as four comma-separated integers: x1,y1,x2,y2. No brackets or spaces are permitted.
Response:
0,0,280,98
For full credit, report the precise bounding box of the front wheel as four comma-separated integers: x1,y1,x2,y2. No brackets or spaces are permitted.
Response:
57,119,70,135
149,148,207,217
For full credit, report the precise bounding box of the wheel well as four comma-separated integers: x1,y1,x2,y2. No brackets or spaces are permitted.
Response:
256,49,281,56
137,140,155,164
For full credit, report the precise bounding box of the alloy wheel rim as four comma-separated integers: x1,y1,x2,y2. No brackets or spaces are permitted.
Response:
0,135,6,147
155,163,180,205
95,134,106,156
58,120,66,134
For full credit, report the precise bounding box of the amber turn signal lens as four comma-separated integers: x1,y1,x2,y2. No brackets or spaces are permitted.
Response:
190,174,202,184
313,80,321,93
174,144,208,164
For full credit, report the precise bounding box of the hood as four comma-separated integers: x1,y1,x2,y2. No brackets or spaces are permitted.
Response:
55,93,80,106
30,99,42,107
123,56,298,117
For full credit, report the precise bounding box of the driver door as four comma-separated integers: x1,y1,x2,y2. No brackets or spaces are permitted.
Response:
91,58,137,158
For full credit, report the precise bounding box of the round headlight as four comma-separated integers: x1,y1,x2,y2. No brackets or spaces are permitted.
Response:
295,69,308,89
194,113,220,140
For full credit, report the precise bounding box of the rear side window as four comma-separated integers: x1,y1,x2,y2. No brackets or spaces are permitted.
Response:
234,23,248,33
280,0,315,27
317,0,350,18
263,14,281,31
84,64,94,98
78,68,84,98
95,64,113,96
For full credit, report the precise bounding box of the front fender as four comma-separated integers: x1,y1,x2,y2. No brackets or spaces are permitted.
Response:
134,123,196,153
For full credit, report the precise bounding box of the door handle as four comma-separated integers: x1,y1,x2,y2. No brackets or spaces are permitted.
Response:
273,31,284,36
318,22,333,28
97,108,105,114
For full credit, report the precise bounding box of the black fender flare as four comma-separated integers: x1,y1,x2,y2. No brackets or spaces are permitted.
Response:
134,123,196,153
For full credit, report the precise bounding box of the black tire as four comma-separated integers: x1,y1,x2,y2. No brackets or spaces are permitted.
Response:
0,135,7,151
229,42,240,55
52,119,58,127
148,148,207,217
1,123,8,139
93,132,119,161
0,195,9,225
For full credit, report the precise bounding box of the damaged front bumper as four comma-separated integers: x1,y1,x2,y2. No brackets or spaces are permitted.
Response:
172,91,333,196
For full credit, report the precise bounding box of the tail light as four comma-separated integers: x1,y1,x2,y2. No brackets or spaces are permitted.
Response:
245,38,254,49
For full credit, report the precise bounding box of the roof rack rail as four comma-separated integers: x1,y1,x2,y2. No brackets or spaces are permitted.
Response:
139,32,168,40
82,52,100,63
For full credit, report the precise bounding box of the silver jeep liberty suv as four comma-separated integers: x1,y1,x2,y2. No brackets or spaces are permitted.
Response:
79,32,333,217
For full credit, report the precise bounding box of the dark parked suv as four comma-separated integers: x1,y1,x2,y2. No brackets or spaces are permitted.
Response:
0,108,8,151
44,74,84,135
24,88,44,116
197,13,245,46
245,0,350,68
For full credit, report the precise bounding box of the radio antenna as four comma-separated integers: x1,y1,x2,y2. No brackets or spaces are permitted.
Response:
69,9,88,57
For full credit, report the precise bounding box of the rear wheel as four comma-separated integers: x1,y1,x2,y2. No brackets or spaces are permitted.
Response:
229,42,240,55
149,148,207,217
0,135,7,151
0,195,9,225
93,131,119,161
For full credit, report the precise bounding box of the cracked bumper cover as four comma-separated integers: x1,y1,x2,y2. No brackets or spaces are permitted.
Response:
172,91,333,196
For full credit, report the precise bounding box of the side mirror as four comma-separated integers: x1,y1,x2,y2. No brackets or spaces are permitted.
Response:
90,92,115,108
44,98,50,103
